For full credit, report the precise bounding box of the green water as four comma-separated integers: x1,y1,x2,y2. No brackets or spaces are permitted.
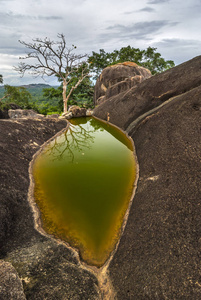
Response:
33,117,136,266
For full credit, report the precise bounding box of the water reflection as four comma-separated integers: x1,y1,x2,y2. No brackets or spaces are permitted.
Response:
45,117,132,164
44,122,96,162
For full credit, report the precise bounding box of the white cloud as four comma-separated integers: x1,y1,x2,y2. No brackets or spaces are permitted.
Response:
153,38,201,64
148,0,170,4
138,7,155,12
0,0,200,85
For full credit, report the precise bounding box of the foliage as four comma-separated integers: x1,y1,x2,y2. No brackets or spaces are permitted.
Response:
0,85,41,113
0,84,63,115
88,46,175,78
68,77,94,107
36,103,59,115
3,85,32,107
5,41,175,114
43,86,63,100
43,77,94,112
0,74,3,84
25,84,61,113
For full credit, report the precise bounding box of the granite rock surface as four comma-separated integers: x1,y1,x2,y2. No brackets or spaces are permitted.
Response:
93,57,201,299
94,61,151,106
93,56,201,131
1,56,201,299
0,118,99,299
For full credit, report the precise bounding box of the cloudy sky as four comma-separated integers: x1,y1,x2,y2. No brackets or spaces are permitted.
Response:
0,0,201,85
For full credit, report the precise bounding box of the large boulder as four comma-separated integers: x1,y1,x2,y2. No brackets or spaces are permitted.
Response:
109,83,201,299
68,105,87,117
62,105,87,119
93,56,201,130
61,105,93,119
8,109,44,119
93,56,201,298
0,104,21,119
94,62,152,106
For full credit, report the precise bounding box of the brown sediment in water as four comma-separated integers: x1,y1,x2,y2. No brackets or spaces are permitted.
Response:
33,161,136,267
28,117,139,298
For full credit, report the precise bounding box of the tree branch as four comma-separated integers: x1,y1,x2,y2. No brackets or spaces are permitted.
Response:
14,33,90,112
0,94,10,102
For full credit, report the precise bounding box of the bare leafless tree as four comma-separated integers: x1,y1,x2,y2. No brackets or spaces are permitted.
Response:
14,34,89,113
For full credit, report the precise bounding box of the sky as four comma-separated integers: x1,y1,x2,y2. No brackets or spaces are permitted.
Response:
0,0,201,86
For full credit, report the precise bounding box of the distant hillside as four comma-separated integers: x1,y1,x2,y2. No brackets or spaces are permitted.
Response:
22,84,53,99
0,83,59,101
21,83,51,89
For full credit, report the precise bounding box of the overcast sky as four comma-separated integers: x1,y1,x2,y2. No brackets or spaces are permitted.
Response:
0,0,201,85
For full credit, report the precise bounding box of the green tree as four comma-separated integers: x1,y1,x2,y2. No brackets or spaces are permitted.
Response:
43,86,62,100
88,49,111,78
14,34,89,113
2,85,32,108
140,47,175,74
42,86,63,113
88,46,175,78
43,76,94,112
0,74,3,84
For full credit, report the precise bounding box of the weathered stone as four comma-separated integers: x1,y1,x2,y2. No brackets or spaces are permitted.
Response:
58,115,66,120
46,114,60,119
0,103,21,119
62,106,87,119
7,241,99,299
62,111,73,119
8,109,44,119
0,118,99,299
93,56,201,298
94,62,152,106
86,108,93,116
0,260,26,300
0,119,67,254
1,55,201,299
93,55,201,131
109,85,201,299
104,76,142,100
68,105,87,117
95,95,105,105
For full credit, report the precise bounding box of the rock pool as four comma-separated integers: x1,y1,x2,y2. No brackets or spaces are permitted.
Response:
33,117,136,266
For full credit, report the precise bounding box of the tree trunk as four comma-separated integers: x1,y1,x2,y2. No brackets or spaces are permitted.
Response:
63,80,67,113
66,89,74,107
0,94,9,102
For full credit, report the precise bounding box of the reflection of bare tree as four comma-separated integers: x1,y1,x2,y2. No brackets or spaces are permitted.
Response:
44,122,95,162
